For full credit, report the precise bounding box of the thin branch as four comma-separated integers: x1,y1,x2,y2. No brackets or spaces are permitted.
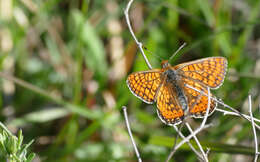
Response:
173,126,204,161
166,118,187,162
215,108,260,123
216,99,260,126
122,106,142,162
201,87,211,127
173,124,212,151
124,0,152,69
166,121,205,162
248,95,259,162
185,123,208,162
166,121,186,162
214,101,260,130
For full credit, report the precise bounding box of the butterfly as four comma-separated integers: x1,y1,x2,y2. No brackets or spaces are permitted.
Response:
126,57,227,126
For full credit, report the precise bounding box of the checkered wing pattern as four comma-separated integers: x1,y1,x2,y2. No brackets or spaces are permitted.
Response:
156,81,184,125
182,78,217,118
174,57,227,89
127,70,162,104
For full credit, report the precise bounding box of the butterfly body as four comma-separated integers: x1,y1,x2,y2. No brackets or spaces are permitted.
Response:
162,66,188,113
127,57,227,126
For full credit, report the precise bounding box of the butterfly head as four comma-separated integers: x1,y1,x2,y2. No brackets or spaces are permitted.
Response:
161,60,170,69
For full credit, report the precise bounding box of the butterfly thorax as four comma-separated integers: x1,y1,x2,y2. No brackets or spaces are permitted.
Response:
163,68,188,113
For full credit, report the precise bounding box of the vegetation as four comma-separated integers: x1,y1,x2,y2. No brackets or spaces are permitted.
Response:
0,0,259,161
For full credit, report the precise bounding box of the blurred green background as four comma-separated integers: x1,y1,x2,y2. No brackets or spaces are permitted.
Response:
0,0,260,161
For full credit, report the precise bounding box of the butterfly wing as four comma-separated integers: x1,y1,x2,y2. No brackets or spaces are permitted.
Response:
174,57,227,89
181,78,217,118
156,81,184,125
127,70,162,104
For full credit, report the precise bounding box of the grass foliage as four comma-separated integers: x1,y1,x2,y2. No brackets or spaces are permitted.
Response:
0,0,260,161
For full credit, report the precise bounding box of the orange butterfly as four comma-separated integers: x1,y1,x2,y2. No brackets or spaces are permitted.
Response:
127,57,227,126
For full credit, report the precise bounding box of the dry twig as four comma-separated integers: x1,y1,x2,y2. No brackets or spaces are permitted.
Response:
122,106,142,162
173,125,204,161
248,95,259,162
124,0,152,70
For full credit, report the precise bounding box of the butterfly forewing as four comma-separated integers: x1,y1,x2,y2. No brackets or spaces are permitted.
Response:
126,70,162,104
174,57,227,89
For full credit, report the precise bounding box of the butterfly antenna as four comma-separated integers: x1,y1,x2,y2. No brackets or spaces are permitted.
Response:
143,46,164,62
169,42,187,61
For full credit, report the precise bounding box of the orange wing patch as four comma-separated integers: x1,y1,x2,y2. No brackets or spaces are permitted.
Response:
182,78,217,118
127,70,161,103
174,57,227,89
189,95,217,118
156,82,184,125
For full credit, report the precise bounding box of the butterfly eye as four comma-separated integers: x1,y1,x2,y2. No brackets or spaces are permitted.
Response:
161,60,169,68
